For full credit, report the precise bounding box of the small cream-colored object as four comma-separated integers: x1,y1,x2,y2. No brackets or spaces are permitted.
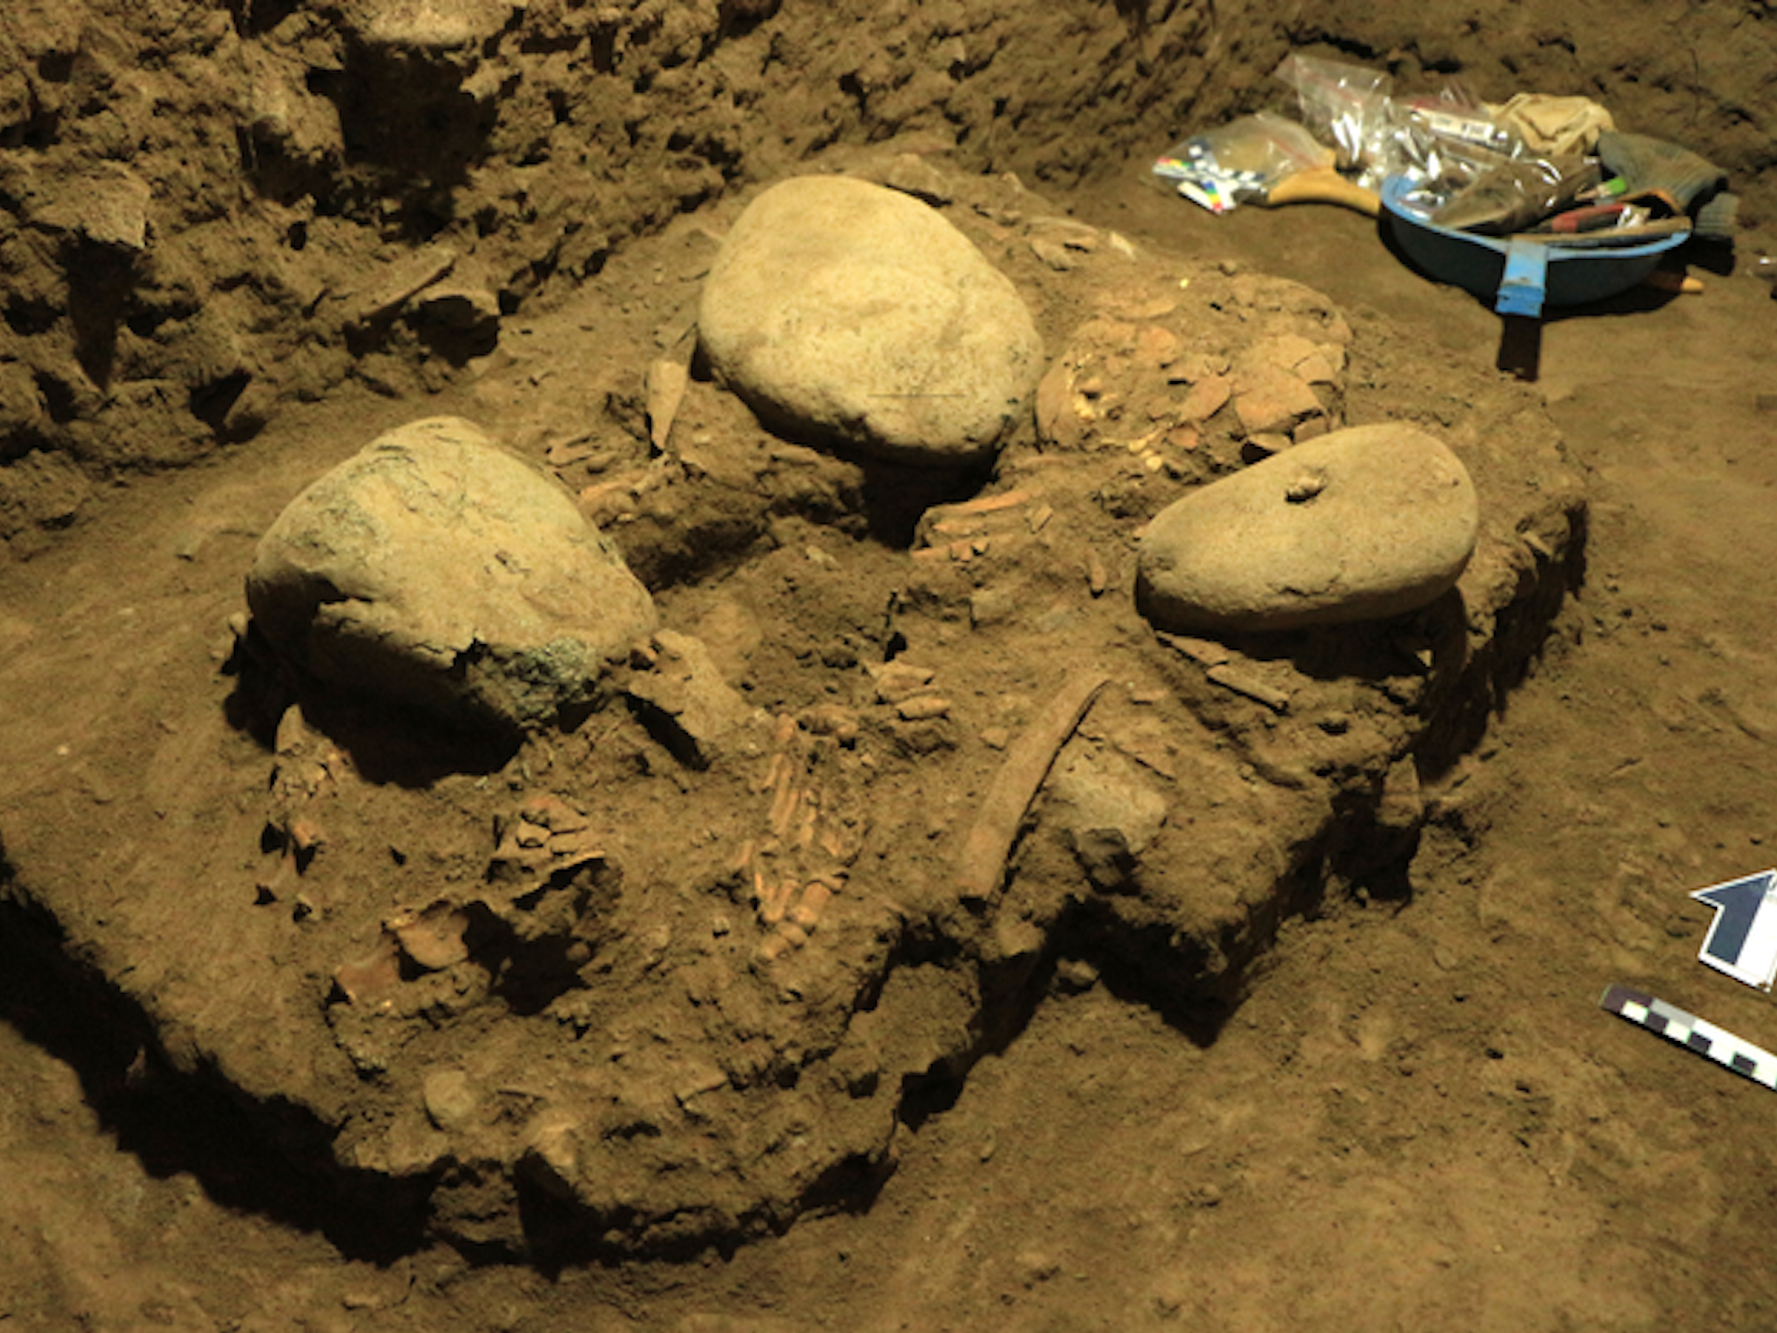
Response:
646,358,689,453
1487,93,1616,156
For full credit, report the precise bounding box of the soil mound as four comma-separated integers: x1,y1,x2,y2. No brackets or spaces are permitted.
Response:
0,158,1583,1258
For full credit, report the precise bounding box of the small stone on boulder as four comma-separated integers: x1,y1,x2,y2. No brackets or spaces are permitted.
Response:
1136,423,1479,635
247,416,657,733
698,174,1044,467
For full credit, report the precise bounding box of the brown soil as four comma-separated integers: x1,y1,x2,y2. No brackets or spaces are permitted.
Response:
5,2,1777,1330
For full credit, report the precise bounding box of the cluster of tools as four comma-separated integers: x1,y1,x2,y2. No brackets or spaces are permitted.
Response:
1429,129,1736,249
1154,54,1738,254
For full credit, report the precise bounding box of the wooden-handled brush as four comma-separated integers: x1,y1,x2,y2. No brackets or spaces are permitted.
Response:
1257,165,1381,216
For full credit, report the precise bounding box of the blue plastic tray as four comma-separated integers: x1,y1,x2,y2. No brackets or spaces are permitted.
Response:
1380,175,1689,319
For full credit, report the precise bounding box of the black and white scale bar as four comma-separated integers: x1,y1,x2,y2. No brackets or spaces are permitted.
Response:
1599,984,1777,1092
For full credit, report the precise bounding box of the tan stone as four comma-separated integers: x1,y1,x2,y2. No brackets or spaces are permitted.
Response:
698,175,1043,467
248,417,657,733
1233,363,1323,435
1177,374,1233,424
1137,422,1480,634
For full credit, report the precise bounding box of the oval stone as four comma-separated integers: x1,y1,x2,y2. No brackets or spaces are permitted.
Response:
697,174,1044,467
1136,423,1479,634
247,416,657,733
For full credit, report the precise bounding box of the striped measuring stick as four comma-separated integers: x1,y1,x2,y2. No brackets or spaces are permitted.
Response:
1600,984,1777,1091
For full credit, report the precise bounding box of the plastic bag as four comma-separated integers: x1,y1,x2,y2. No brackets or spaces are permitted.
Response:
1430,153,1603,235
1273,54,1399,178
1400,81,1516,156
1274,55,1523,192
1151,112,1329,214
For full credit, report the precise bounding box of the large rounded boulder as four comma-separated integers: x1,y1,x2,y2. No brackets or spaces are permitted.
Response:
1136,422,1480,635
247,417,657,733
697,174,1044,467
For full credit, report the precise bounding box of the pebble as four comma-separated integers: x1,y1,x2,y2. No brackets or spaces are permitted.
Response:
896,695,951,721
423,1069,477,1131
1136,422,1479,634
871,659,937,703
698,175,1044,467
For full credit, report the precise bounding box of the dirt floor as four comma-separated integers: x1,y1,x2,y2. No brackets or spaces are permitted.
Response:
6,1,1777,1330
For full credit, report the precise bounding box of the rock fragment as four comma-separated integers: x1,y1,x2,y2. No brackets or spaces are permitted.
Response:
363,0,516,49
645,358,690,453
345,244,458,328
390,902,471,971
32,162,153,250
1232,362,1324,436
1046,743,1169,889
422,1069,478,1132
624,629,756,768
882,152,953,205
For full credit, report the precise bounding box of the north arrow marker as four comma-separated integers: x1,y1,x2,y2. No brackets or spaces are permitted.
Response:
1691,868,1777,991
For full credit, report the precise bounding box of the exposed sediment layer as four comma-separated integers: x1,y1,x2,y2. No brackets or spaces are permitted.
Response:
0,160,1585,1260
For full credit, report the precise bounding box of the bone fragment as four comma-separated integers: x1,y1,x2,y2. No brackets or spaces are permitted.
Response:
955,670,1108,901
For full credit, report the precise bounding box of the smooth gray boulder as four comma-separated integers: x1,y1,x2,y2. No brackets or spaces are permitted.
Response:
698,174,1043,467
1136,422,1479,635
247,416,657,732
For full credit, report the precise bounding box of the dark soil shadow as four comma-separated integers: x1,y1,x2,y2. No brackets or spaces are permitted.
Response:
0,890,433,1265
